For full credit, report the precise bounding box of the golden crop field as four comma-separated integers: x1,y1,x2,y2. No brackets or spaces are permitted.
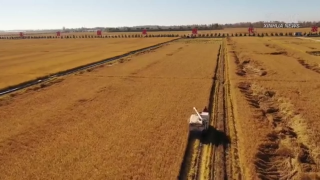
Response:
0,28,315,37
0,39,221,180
0,38,177,89
1,35,320,180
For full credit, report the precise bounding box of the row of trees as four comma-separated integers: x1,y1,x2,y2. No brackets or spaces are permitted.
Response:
90,21,320,32
1,31,319,40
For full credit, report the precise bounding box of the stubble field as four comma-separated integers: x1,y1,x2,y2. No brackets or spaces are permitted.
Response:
227,36,320,179
1,35,320,180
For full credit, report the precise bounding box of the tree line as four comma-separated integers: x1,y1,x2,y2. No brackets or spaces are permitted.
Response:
104,21,320,32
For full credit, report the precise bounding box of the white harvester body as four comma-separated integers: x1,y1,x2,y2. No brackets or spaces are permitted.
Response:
189,107,209,133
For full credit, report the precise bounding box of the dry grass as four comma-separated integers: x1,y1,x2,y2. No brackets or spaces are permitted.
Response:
0,38,177,89
0,39,220,180
227,37,320,180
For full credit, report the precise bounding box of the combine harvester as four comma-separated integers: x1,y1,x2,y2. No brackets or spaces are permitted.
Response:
189,107,209,136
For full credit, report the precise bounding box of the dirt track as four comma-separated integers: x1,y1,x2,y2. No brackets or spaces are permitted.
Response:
0,39,221,180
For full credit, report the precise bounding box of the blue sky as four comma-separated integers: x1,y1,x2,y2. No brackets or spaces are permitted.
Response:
0,0,319,30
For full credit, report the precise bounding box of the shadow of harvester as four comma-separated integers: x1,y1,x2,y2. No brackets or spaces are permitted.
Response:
200,126,230,146
188,125,230,146
177,126,231,180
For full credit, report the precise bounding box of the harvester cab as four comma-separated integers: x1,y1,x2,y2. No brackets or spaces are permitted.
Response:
189,107,209,134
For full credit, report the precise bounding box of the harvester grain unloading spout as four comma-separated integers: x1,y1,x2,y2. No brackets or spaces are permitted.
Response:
193,107,203,121
189,106,209,134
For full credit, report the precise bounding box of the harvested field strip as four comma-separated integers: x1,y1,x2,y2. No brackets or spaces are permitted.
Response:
178,40,237,180
210,40,229,180
177,42,222,180
0,39,220,180
229,37,320,81
225,43,242,179
262,39,320,75
238,82,320,180
267,38,320,54
228,78,320,82
226,37,320,179
265,38,320,56
197,44,223,180
297,37,320,42
306,51,320,56
297,59,320,74
0,38,177,89
265,38,310,53
231,51,267,77
0,38,179,96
